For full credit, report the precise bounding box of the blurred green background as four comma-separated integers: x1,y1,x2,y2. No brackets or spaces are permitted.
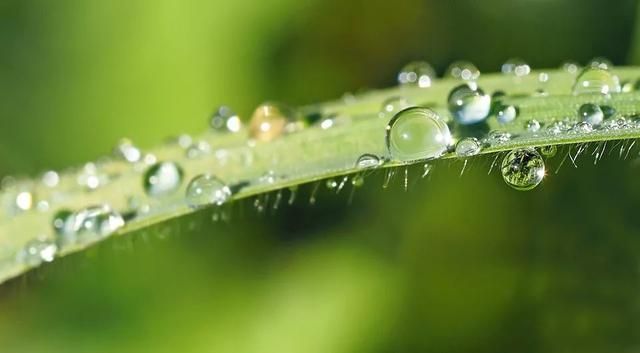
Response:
2,0,640,352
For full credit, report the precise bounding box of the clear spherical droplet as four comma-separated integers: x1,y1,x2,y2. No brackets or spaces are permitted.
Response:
114,138,142,163
17,238,58,266
501,58,530,77
355,154,382,169
525,119,541,132
386,107,452,163
41,171,60,188
501,148,545,191
185,174,231,208
448,83,492,125
210,106,242,133
397,61,436,88
578,103,604,126
447,61,480,81
455,137,481,157
143,162,184,197
572,67,621,95
496,104,519,124
249,102,302,142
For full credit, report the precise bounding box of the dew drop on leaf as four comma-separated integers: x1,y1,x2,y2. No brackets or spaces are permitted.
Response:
501,148,545,191
501,58,530,77
578,103,604,126
455,137,481,157
397,61,436,88
386,107,452,163
17,238,58,266
448,82,492,125
446,61,480,81
572,67,621,95
185,174,232,209
355,154,382,169
496,104,519,124
143,162,184,197
210,106,242,133
249,102,303,142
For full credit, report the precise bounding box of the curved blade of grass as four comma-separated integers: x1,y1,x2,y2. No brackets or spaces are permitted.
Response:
1,67,640,284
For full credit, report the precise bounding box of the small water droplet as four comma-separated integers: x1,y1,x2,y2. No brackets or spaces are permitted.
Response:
572,121,593,133
447,61,480,81
386,107,452,163
258,170,277,184
448,82,491,125
143,162,184,197
52,209,73,235
380,96,412,118
249,102,302,142
501,148,545,191
15,191,33,211
525,119,541,132
495,104,519,124
63,205,125,245
186,140,211,159
562,61,581,74
398,61,436,88
538,72,550,83
355,154,382,169
589,57,613,70
572,67,621,95
77,163,108,191
578,103,604,126
422,163,433,178
351,174,364,187
455,137,481,157
210,106,242,133
41,171,60,188
177,134,193,149
501,58,530,77
540,145,557,157
326,179,338,190
114,138,142,163
17,238,58,266
185,174,232,208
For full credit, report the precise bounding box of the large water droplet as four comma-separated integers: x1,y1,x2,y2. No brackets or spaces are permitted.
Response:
501,148,545,191
386,107,452,162
397,61,436,88
447,61,480,81
62,205,125,245
572,67,621,95
210,106,242,133
249,102,302,142
578,103,604,126
455,138,481,157
185,174,232,208
17,238,58,266
448,83,491,125
501,58,530,77
143,162,184,197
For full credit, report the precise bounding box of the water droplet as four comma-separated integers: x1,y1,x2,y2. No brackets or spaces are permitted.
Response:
484,130,512,145
52,209,73,235
317,113,350,130
15,191,33,211
143,162,184,197
422,163,433,178
455,138,481,157
41,171,60,188
501,148,545,191
397,61,436,88
185,174,232,208
77,163,108,191
177,134,193,149
562,61,580,74
525,119,541,132
380,96,412,118
17,238,57,266
351,174,364,187
501,58,530,77
210,106,242,133
326,179,338,190
572,67,621,95
600,105,616,119
355,154,382,169
538,72,550,83
258,170,277,184
578,103,604,126
63,205,125,245
448,83,491,125
114,138,142,163
495,104,519,124
589,57,612,70
572,121,593,133
385,107,452,163
249,102,302,142
540,145,557,157
447,61,480,81
186,140,211,159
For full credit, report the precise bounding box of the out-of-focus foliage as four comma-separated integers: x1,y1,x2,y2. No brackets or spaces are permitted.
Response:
1,0,639,352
